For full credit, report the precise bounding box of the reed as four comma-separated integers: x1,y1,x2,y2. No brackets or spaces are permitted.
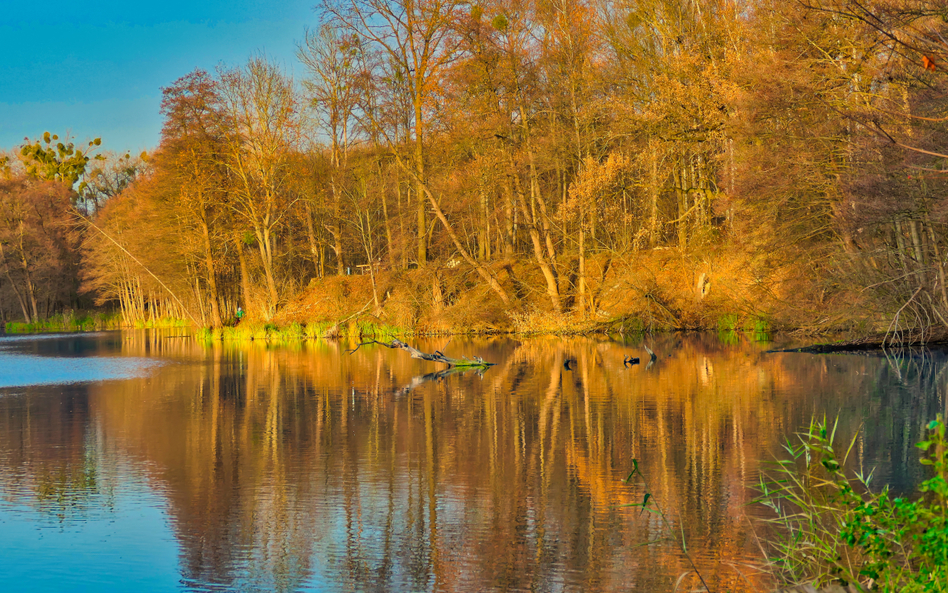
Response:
622,459,712,592
756,416,948,592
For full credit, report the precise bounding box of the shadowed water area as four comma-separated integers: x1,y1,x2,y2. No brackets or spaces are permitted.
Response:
0,331,945,592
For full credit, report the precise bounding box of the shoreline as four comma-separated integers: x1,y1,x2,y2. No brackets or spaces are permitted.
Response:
8,315,940,355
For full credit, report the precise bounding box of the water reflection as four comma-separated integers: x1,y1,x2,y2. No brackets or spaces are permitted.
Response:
0,331,945,592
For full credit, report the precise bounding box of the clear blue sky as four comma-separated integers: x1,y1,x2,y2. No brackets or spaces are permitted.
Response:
0,0,316,154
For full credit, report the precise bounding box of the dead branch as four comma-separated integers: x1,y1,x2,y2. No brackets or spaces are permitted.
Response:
347,338,495,368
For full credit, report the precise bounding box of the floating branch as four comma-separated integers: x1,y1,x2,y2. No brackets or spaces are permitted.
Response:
643,345,658,370
643,345,657,361
347,339,495,368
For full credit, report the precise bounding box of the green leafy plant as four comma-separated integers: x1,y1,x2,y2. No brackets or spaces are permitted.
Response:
756,416,948,592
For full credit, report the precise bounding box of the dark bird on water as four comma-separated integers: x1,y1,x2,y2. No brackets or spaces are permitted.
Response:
623,355,640,367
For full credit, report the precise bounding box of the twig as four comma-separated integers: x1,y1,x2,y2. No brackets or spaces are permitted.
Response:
347,339,393,354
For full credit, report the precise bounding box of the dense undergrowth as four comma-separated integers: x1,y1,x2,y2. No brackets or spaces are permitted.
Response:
757,417,948,593
266,249,843,338
0,250,888,340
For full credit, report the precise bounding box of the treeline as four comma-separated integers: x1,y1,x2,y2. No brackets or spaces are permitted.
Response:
4,0,948,332
0,135,143,323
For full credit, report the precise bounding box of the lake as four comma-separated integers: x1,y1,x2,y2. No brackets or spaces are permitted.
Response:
0,330,944,592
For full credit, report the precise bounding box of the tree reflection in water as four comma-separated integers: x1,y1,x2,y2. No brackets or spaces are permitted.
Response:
0,330,945,592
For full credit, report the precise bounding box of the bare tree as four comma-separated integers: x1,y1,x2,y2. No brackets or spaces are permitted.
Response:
299,25,364,275
217,57,302,314
322,0,464,266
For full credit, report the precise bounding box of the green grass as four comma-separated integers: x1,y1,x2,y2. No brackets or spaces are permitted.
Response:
756,416,948,592
5,311,123,334
131,317,190,329
716,313,771,343
717,313,740,333
196,319,411,342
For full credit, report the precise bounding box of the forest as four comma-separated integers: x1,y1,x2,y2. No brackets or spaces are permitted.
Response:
3,0,948,337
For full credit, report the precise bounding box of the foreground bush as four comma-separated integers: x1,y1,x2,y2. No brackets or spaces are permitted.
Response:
757,417,948,592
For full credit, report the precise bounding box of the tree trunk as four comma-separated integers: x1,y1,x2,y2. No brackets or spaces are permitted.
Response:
578,216,587,315
5,270,30,323
21,260,39,323
255,225,279,310
396,166,408,270
676,165,688,250
415,96,427,266
331,181,345,275
504,181,516,256
650,141,659,245
201,219,223,327
304,202,322,278
909,219,927,285
237,240,253,312
511,167,561,312
381,172,395,265
479,182,490,261
0,243,30,322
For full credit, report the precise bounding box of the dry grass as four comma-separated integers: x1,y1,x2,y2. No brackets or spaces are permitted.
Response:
270,246,865,335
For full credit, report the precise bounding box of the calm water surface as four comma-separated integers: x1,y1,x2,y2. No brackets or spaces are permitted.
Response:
0,331,945,592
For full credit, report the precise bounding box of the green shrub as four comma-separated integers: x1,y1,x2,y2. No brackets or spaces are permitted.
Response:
747,316,771,342
718,314,740,332
757,416,948,592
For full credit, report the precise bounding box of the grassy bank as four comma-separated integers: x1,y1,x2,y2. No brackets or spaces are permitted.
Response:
4,311,123,334
195,320,409,343
3,313,190,335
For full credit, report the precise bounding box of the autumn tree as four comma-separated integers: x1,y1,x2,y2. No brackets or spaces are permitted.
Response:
158,69,232,326
217,57,302,314
322,0,466,267
299,25,364,275
0,178,79,322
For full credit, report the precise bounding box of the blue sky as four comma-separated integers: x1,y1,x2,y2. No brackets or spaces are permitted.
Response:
0,0,316,154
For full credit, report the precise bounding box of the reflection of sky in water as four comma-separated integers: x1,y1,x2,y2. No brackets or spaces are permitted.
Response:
0,482,180,593
0,353,162,388
0,331,945,592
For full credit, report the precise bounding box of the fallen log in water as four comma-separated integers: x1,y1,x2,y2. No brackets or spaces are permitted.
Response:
347,339,495,368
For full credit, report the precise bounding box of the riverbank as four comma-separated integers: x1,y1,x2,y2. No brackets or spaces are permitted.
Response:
1,250,909,343
2,312,192,335
268,249,882,337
